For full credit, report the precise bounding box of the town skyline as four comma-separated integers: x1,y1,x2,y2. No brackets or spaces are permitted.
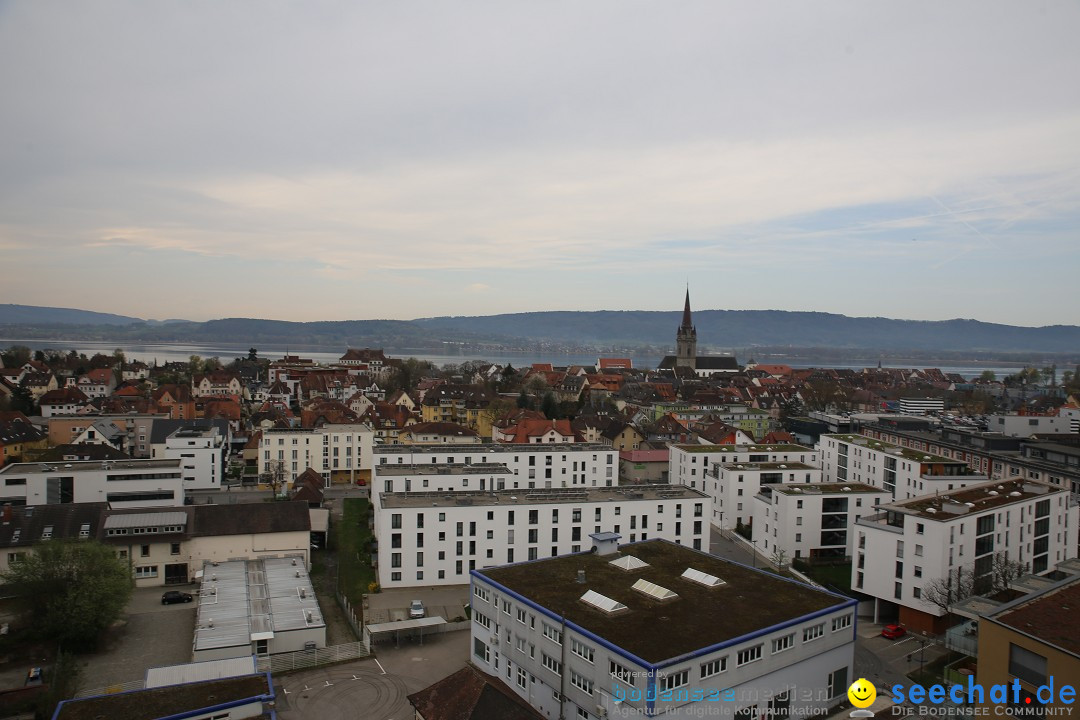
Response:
2,2,1079,325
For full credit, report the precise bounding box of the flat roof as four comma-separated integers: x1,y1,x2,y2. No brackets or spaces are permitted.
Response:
195,557,322,652
0,458,182,475
719,462,817,471
477,539,851,666
146,656,257,688
884,479,1062,520
380,485,708,509
769,482,886,496
823,434,962,464
366,616,447,634
374,463,512,476
105,512,187,529
674,444,812,453
375,442,609,454
990,577,1080,657
56,675,270,720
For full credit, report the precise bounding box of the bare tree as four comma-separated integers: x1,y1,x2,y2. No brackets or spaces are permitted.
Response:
771,547,788,573
921,566,974,615
991,553,1028,593
261,459,288,496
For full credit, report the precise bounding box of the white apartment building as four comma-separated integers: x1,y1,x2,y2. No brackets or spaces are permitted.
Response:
161,426,225,491
754,482,891,562
818,434,988,501
899,397,946,415
375,485,711,588
0,459,184,508
669,444,820,529
853,478,1078,633
258,424,375,487
986,414,1073,437
373,443,618,495
471,538,857,720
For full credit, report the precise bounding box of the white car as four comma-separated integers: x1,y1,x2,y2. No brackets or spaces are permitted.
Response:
409,600,425,619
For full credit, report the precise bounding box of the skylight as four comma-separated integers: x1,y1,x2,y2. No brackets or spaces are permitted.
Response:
681,568,725,588
608,555,649,571
632,578,678,601
580,590,628,615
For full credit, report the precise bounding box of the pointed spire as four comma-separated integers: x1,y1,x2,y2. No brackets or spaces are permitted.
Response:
681,287,693,330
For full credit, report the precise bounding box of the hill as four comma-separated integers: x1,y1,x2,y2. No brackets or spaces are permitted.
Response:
0,304,143,326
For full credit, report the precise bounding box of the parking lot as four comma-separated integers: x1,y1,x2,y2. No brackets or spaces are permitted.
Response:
365,585,470,625
76,584,198,693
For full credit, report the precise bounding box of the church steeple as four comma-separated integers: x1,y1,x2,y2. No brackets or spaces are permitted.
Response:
675,287,697,369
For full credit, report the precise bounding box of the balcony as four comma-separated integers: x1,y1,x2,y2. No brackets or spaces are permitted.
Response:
943,621,979,656
856,512,903,534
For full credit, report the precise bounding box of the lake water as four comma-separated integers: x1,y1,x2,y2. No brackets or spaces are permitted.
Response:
0,338,1031,379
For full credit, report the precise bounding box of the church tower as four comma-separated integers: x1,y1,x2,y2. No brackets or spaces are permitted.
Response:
675,287,697,369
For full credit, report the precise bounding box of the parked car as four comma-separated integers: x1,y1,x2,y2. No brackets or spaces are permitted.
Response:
161,590,194,605
409,600,425,619
881,623,906,639
25,667,42,687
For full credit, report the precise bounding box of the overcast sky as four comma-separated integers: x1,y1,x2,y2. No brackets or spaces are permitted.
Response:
1,1,1078,326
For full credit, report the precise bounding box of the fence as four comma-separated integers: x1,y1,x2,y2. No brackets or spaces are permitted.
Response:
256,641,369,674
336,589,365,642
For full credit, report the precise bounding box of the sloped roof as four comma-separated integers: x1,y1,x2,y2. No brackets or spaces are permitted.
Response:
407,665,543,720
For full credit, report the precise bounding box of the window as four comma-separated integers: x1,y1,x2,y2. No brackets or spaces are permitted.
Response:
474,611,492,630
474,637,490,663
140,544,150,557
803,623,824,642
502,599,511,615
737,645,762,666
571,669,594,694
700,657,727,678
391,513,402,529
772,634,794,653
571,638,594,663
1009,644,1048,686
516,608,526,624
517,667,527,690
170,542,180,555
543,622,562,645
828,667,849,698
832,614,852,632
660,670,688,691
474,585,490,602
610,660,634,684
134,565,158,579
542,653,561,676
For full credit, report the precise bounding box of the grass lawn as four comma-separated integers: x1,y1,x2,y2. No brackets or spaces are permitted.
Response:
338,497,376,610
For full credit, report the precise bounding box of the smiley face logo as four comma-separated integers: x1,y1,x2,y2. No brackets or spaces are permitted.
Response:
848,678,876,709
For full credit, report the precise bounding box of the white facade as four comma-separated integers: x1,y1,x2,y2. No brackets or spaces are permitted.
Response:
470,540,857,720
818,434,988,501
754,483,892,562
987,414,1073,437
0,459,183,508
375,486,711,588
374,443,618,494
258,424,375,486
853,479,1078,629
161,426,225,490
669,444,820,528
898,397,946,415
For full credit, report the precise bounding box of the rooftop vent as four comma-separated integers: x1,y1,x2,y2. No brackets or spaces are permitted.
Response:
576,570,586,584
608,555,649,572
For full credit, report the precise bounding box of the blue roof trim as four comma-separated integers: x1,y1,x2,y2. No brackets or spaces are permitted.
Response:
52,672,275,720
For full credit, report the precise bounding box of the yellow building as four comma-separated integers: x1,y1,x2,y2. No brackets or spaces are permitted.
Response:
976,577,1080,710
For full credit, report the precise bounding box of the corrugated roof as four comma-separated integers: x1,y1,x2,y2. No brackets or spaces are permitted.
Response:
105,512,187,529
145,657,256,688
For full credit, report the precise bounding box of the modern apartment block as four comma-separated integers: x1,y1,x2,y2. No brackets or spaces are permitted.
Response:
470,539,856,719
818,434,988,501
754,483,891,562
898,397,945,415
670,445,818,489
0,458,184,508
853,479,1078,633
373,443,619,495
986,414,1072,437
257,424,375,486
162,425,225,490
375,486,711,588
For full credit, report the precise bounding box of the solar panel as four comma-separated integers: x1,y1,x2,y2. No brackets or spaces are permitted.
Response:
580,590,628,614
631,578,678,601
608,555,649,571
681,567,725,588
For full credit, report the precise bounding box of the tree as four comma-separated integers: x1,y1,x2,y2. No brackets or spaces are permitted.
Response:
979,370,997,382
37,650,82,718
540,392,559,420
991,552,1028,593
1,344,32,367
921,566,974,615
1,540,132,649
771,547,788,572
248,348,259,362
261,459,288,496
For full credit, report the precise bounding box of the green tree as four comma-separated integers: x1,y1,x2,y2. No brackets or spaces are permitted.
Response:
2,540,132,649
541,392,559,419
37,651,82,718
1,344,32,367
248,348,259,362
979,370,996,382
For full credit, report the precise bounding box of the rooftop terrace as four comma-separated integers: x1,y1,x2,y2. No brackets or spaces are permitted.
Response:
885,479,1061,520
824,434,961,465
